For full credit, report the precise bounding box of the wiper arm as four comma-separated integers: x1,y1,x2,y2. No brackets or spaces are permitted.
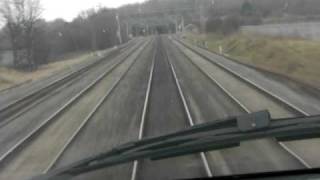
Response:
31,110,320,180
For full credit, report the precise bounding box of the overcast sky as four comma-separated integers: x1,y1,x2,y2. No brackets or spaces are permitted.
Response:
42,0,145,21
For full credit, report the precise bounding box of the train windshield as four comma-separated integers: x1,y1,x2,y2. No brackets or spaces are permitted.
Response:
0,0,320,180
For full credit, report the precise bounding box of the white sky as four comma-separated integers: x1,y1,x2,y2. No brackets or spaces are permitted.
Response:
42,0,145,22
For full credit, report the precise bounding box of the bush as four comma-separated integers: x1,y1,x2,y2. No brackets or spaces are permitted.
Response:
241,1,256,16
206,14,263,35
222,16,241,35
206,16,241,35
32,22,50,66
206,18,223,33
241,16,262,26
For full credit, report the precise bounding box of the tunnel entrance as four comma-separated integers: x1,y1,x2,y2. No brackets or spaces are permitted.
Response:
131,23,176,37
155,24,176,34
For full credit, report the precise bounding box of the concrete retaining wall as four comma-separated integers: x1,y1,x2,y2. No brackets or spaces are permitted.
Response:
241,22,320,40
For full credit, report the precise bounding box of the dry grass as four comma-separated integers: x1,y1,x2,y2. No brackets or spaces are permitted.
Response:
185,32,320,89
0,51,100,91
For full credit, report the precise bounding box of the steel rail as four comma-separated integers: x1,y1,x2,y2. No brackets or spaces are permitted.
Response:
0,40,148,165
43,39,148,173
172,38,312,169
0,74,81,129
164,44,213,177
175,38,309,116
0,39,137,123
130,43,156,180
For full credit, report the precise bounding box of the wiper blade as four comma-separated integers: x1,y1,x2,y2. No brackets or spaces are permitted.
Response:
31,110,320,180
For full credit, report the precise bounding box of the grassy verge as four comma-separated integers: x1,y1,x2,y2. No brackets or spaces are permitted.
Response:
0,50,104,91
184,32,320,90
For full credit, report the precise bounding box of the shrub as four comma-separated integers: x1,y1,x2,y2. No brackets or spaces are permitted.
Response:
206,16,241,35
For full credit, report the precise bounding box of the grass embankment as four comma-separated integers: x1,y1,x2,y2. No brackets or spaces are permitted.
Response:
185,32,320,90
0,51,103,91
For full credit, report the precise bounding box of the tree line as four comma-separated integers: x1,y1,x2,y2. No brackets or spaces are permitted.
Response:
1,0,320,69
205,0,320,35
0,0,129,70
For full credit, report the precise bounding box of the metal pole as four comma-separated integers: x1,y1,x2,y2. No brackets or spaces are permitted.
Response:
126,21,129,39
116,14,122,44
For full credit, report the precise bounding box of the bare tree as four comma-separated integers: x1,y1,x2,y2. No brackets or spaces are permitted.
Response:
0,0,23,66
0,0,42,68
24,0,42,68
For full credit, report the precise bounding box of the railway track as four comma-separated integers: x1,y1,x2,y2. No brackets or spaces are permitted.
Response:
170,37,316,172
164,38,306,175
0,39,138,126
174,37,320,115
0,35,318,179
131,37,211,180
50,38,157,180
0,40,147,161
0,39,146,159
0,39,151,180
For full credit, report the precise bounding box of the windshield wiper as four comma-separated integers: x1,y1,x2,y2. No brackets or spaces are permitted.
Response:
31,110,320,180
